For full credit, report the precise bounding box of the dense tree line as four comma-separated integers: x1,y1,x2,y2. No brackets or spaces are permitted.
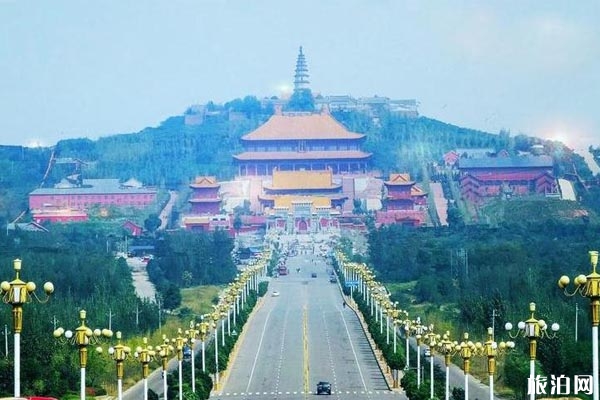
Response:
366,201,600,395
147,229,238,309
0,145,52,223
0,223,240,397
0,223,160,397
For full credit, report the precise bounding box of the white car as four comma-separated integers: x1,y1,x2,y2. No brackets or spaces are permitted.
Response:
272,291,280,297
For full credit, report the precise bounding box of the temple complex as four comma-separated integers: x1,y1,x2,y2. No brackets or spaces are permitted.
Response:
182,47,428,233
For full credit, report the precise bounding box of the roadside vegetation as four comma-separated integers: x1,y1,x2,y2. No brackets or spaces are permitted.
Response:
349,199,598,399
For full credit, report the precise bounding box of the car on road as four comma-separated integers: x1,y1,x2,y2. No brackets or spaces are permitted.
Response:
424,348,431,357
311,272,317,278
329,276,337,283
272,290,280,297
316,381,332,395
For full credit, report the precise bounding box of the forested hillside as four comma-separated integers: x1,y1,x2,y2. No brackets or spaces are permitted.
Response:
1,97,594,226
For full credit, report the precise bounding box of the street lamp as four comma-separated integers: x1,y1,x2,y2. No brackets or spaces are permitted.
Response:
436,331,458,400
412,317,427,387
104,331,131,400
403,318,412,370
212,312,220,391
198,318,209,373
456,332,476,400
505,302,559,400
0,258,54,398
133,337,156,400
425,328,440,399
53,309,112,400
170,328,188,400
157,334,174,400
480,326,515,400
558,250,600,400
186,320,200,393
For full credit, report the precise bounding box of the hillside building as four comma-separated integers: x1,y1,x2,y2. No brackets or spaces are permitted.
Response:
458,155,557,203
29,178,156,223
182,176,229,232
188,176,222,214
375,173,428,227
233,107,371,176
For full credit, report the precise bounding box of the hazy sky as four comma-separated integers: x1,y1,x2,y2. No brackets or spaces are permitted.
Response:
1,1,599,149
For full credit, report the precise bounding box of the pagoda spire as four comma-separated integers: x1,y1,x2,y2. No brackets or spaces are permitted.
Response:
293,46,310,92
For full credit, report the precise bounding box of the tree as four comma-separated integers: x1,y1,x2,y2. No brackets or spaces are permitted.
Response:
286,89,315,112
144,213,162,233
233,214,242,234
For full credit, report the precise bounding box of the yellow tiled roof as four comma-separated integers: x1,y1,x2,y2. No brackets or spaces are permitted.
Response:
242,113,365,141
269,170,337,190
190,176,219,188
273,195,332,208
385,173,414,186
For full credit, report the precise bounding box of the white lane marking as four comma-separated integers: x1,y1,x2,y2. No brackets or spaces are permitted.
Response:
244,307,273,393
339,303,369,391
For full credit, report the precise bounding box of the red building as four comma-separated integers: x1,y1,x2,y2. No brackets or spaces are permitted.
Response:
383,173,427,210
188,176,222,214
375,173,428,227
458,155,556,203
29,179,157,211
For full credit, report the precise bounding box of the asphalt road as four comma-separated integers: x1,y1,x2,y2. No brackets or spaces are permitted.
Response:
213,252,404,400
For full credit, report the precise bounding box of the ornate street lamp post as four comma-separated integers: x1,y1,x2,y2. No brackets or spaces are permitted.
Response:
157,334,174,400
186,320,200,393
506,302,559,400
134,337,156,400
480,327,515,400
413,317,426,387
425,328,440,399
436,331,458,400
198,318,209,373
212,312,220,390
171,328,188,400
559,250,600,400
456,332,476,400
53,309,112,400
101,331,131,400
0,258,54,398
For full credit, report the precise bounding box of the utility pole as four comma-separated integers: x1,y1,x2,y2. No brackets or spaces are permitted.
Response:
575,302,579,342
106,309,116,331
491,309,499,340
157,298,162,332
134,304,142,327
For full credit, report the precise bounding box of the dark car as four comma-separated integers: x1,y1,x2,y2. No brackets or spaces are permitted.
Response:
316,381,332,395
311,272,317,278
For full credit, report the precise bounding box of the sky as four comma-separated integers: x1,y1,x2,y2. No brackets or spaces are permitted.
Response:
1,0,599,150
